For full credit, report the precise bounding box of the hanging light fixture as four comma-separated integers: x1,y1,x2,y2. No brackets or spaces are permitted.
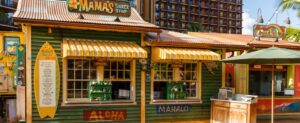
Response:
256,8,264,24
284,17,291,25
284,11,291,25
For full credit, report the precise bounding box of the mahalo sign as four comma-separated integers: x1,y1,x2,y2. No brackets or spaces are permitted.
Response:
67,0,131,17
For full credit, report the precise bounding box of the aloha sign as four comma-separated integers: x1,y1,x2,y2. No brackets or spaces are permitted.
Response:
253,24,285,40
67,0,131,17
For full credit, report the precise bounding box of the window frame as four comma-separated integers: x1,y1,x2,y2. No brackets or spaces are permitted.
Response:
62,57,136,106
150,61,202,104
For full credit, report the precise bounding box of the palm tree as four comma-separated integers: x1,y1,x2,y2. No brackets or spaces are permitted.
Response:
279,0,300,17
286,27,300,42
187,22,205,32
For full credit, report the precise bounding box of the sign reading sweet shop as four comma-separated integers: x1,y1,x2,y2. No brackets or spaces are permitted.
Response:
67,0,131,17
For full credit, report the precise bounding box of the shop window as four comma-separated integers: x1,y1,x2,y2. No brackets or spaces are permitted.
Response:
152,63,201,103
249,65,293,97
65,59,135,104
67,59,97,99
104,61,132,100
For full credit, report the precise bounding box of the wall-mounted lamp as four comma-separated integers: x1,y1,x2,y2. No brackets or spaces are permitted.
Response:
139,59,147,70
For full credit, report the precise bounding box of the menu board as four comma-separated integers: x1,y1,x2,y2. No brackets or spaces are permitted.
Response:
39,60,56,107
34,42,60,118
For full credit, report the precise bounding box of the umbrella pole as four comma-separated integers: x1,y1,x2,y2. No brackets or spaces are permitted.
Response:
271,64,274,123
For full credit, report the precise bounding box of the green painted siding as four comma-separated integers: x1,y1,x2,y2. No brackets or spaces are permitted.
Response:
145,62,222,122
31,27,142,123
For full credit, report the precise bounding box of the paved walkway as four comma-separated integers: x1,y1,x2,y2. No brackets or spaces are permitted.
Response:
257,118,300,123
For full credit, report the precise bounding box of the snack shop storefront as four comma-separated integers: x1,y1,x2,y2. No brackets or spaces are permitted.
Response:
144,30,248,122
13,0,161,122
190,31,300,119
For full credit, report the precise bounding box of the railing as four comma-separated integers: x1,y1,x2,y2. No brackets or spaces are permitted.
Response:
0,0,18,9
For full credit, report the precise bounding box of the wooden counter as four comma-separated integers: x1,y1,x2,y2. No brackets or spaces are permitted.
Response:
210,99,257,123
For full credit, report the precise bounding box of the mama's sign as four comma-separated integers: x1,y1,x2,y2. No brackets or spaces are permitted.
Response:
67,0,131,17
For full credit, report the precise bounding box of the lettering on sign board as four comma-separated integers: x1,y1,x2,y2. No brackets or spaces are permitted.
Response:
156,104,192,114
253,24,285,40
39,60,56,107
83,110,127,121
67,0,131,17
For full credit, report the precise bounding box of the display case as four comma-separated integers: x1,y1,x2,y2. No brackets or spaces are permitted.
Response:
166,81,187,100
88,80,112,101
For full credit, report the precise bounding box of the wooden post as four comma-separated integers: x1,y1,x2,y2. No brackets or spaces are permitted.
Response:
25,25,32,123
221,48,226,87
141,70,146,123
96,66,104,81
271,64,274,123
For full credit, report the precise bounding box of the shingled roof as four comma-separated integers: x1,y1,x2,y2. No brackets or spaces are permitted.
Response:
146,30,248,49
189,32,300,49
13,0,160,32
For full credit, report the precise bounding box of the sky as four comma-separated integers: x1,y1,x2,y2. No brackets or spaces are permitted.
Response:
242,0,300,35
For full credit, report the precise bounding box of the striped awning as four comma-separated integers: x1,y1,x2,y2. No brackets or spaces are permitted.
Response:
152,47,220,61
63,39,147,58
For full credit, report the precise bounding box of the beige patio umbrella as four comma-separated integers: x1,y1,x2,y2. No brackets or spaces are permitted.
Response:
222,46,300,123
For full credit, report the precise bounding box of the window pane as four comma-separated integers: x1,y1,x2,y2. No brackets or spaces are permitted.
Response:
111,70,117,79
82,60,89,69
192,63,197,71
90,60,96,69
154,82,167,99
185,64,191,71
75,90,82,98
186,82,197,97
75,82,82,89
68,70,74,79
167,72,173,80
118,71,124,79
186,72,192,80
75,70,82,79
118,61,124,70
167,64,172,71
124,61,130,70
67,59,74,69
67,81,74,89
82,70,89,79
68,90,74,98
104,70,110,79
90,70,97,79
161,72,167,80
74,60,83,69
125,70,130,79
104,62,110,70
82,90,88,98
112,81,130,100
111,61,117,70
82,82,88,90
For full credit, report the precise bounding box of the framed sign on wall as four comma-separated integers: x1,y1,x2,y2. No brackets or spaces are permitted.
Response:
4,36,20,55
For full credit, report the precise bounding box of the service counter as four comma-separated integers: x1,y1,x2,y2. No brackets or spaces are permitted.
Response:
210,94,257,123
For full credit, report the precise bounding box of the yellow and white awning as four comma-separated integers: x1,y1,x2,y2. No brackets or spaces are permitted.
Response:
152,47,220,61
63,39,147,58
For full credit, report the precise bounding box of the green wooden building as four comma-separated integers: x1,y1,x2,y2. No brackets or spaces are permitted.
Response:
13,0,239,122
